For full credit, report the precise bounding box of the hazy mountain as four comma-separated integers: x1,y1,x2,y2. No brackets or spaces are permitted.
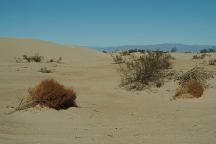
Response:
91,44,216,52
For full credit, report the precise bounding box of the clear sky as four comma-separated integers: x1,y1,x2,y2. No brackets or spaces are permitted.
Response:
0,0,215,46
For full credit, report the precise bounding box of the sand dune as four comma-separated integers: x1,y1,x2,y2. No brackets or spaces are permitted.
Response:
0,38,108,65
0,38,216,144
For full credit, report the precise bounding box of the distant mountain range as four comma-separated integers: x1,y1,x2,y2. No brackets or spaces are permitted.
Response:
90,44,216,52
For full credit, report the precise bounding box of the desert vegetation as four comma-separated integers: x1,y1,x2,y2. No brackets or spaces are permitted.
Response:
38,67,52,73
110,53,125,64
47,57,63,64
15,53,63,63
200,48,216,53
112,50,174,90
10,79,77,113
170,47,177,52
209,59,216,65
174,66,214,99
15,53,44,63
192,54,208,59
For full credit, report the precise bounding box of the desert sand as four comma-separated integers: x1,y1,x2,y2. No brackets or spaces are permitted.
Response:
0,38,216,144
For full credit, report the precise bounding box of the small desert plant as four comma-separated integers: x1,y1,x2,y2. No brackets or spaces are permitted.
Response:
23,54,31,62
200,48,216,53
122,50,130,56
192,54,206,59
175,66,213,88
14,57,23,63
47,57,63,64
173,66,214,99
170,47,177,52
110,53,124,64
118,51,173,90
38,67,52,73
30,53,44,62
22,53,44,63
102,50,107,53
184,51,192,53
10,79,77,112
175,81,204,98
209,59,216,65
128,49,145,53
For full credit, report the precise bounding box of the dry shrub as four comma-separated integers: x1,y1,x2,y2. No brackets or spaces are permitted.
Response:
23,53,44,62
192,54,206,59
175,66,213,88
29,79,77,109
118,51,173,90
209,59,216,65
174,66,214,99
47,57,63,64
175,81,204,98
38,67,52,73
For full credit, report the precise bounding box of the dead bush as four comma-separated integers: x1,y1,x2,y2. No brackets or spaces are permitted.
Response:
175,81,204,98
118,51,172,90
209,59,216,65
29,79,77,109
12,79,77,112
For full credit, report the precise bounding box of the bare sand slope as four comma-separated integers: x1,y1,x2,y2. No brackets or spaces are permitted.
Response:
0,38,108,65
0,38,216,144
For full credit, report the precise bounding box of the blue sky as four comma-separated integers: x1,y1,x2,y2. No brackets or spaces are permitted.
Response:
0,0,215,46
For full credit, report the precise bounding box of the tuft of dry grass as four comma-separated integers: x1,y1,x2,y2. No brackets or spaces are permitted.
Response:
175,81,204,98
174,66,214,99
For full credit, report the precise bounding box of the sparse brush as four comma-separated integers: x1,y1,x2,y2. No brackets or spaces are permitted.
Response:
192,54,206,59
120,51,130,56
10,79,77,113
22,53,44,63
110,53,124,64
209,59,216,65
16,54,63,64
173,66,214,99
30,53,44,62
14,57,23,63
38,67,52,73
175,66,214,88
118,51,173,90
47,57,63,64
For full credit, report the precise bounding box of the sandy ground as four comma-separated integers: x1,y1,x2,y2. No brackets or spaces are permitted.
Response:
0,38,216,144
